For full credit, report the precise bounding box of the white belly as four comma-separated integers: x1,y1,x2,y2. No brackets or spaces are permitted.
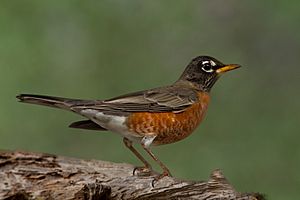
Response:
80,109,142,142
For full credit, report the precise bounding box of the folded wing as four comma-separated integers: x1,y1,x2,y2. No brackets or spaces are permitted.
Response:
71,86,199,115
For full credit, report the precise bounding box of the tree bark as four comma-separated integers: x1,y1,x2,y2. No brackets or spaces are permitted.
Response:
0,150,264,200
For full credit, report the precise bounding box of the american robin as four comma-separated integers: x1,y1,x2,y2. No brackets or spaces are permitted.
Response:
17,55,240,183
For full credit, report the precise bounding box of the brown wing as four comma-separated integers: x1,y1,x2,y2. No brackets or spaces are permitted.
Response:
71,86,199,115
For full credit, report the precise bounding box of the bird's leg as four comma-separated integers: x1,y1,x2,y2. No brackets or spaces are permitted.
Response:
141,136,172,186
123,137,152,175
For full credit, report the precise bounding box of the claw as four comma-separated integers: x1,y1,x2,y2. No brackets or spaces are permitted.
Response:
151,170,172,187
133,166,153,176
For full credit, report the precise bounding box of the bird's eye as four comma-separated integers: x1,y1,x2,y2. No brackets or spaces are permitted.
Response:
201,61,214,73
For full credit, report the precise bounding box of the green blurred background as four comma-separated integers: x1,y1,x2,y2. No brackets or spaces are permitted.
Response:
1,1,299,199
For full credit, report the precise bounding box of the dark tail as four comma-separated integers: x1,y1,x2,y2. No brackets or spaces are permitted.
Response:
16,94,81,110
69,120,107,131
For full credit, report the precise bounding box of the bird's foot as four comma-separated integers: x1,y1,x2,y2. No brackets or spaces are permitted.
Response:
133,166,153,176
151,170,172,187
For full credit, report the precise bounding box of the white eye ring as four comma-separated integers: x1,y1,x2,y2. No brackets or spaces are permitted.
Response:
201,61,214,73
210,60,216,66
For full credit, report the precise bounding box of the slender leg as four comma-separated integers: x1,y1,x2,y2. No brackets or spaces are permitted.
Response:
141,143,172,187
123,138,152,173
141,144,172,177
139,135,172,187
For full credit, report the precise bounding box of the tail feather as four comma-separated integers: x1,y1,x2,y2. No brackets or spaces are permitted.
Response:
69,120,107,131
16,94,79,110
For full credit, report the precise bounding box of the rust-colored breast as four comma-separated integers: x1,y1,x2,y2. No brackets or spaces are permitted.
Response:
126,92,210,145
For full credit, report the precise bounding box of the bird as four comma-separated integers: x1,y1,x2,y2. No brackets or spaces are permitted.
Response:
16,55,240,184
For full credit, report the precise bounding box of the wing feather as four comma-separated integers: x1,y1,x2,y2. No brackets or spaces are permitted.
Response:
71,86,199,115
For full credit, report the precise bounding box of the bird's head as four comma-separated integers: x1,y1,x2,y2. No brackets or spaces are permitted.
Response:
177,56,241,92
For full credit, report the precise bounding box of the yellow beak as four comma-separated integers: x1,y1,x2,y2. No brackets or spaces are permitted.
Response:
216,64,241,74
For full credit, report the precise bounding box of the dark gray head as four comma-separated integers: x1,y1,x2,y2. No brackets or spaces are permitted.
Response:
177,56,241,92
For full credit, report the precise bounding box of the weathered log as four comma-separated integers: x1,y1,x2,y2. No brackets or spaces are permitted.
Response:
0,150,264,200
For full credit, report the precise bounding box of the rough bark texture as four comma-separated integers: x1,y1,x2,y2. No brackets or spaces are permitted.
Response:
0,150,264,200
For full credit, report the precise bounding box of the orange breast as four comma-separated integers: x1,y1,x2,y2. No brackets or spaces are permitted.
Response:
126,92,210,145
